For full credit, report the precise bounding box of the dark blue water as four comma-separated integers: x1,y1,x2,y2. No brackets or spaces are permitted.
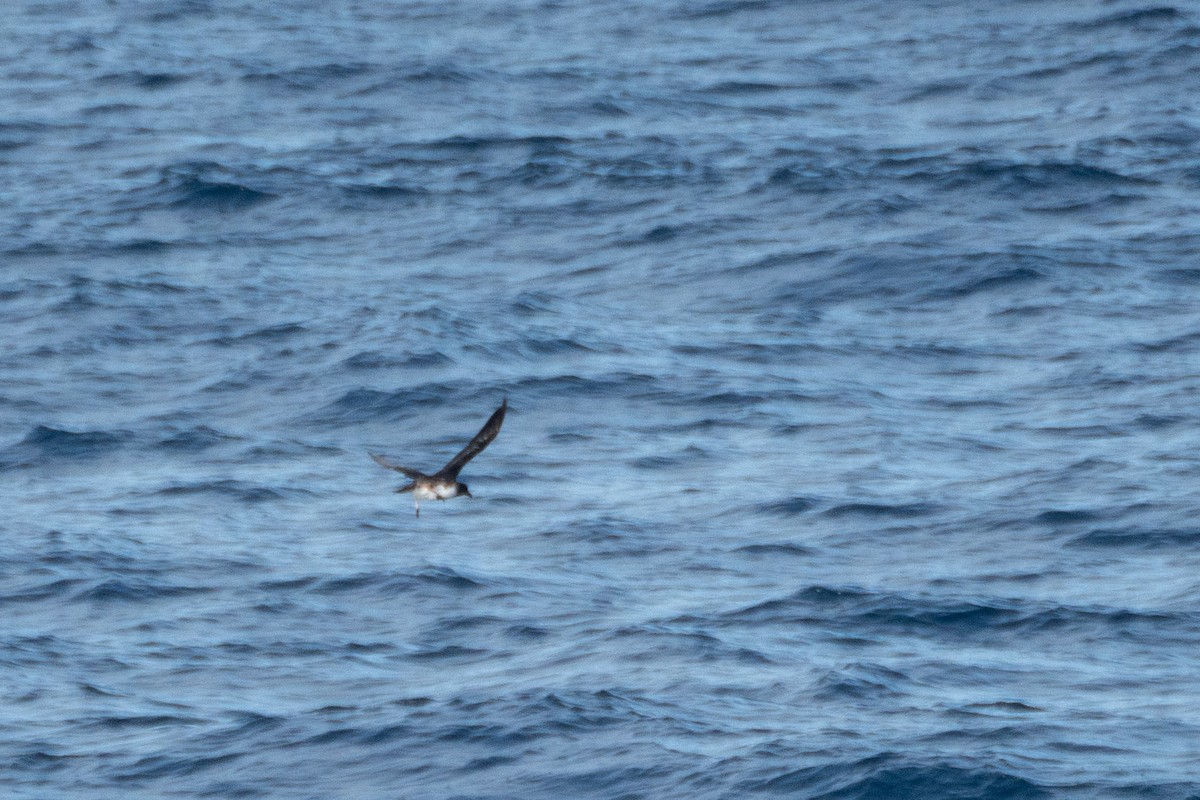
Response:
4,1,1200,797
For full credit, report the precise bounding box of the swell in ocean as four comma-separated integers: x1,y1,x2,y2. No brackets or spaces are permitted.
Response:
3,1,1200,798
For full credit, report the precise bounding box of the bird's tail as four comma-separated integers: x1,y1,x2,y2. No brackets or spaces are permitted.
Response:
394,483,415,494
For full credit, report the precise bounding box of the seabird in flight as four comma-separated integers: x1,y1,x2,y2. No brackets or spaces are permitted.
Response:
370,399,507,517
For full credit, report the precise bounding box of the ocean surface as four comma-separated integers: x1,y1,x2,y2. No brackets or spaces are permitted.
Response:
3,1,1200,797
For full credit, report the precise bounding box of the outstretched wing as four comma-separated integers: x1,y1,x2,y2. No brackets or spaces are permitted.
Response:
370,453,425,480
434,399,507,479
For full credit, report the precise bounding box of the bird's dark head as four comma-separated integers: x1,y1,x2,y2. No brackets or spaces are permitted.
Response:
457,482,471,497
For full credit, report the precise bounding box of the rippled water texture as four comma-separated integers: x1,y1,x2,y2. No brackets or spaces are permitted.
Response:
3,1,1200,798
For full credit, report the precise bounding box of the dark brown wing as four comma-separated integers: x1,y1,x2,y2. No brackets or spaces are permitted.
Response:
434,399,506,479
370,453,426,480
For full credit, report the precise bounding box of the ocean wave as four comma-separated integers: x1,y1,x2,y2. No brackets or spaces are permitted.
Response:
311,383,462,424
417,134,573,153
152,480,310,503
115,751,245,782
0,425,133,468
408,644,490,661
131,162,282,212
763,249,1062,306
1035,509,1101,525
608,622,772,664
239,62,374,92
169,177,276,210
679,0,780,19
204,322,308,347
309,566,488,597
156,426,239,451
340,350,452,370
1067,528,1200,550
1072,6,1184,31
94,70,190,89
746,755,1050,800
1133,330,1200,353
756,497,817,517
338,182,430,202
0,578,86,605
811,662,910,701
74,578,216,604
823,502,939,519
718,586,1195,642
319,373,657,426
84,713,205,730
734,542,815,556
927,160,1155,193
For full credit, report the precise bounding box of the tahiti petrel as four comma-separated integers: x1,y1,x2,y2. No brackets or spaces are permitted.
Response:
370,399,507,517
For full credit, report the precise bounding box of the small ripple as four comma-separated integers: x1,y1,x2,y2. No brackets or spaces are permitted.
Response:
206,323,308,346
719,586,1195,642
1,425,133,468
902,80,971,102
153,480,310,504
757,496,817,516
512,372,660,400
1133,330,1200,353
936,267,1045,299
74,578,216,603
9,750,78,774
256,576,319,591
630,447,707,470
240,62,374,92
417,566,488,589
341,350,452,370
744,754,1050,798
1067,527,1200,550
823,502,939,519
311,566,488,596
812,662,909,701
679,0,778,19
408,645,489,661
170,178,276,210
312,383,460,424
156,426,239,451
85,713,205,730
339,183,429,202
1035,509,1101,525
0,578,86,605
929,160,1155,193
733,542,815,557
94,70,190,89
1156,268,1200,284
963,701,1045,714
115,752,243,781
1072,6,1184,31
608,622,772,664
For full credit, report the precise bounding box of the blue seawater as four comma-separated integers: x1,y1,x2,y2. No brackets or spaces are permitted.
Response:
3,1,1200,798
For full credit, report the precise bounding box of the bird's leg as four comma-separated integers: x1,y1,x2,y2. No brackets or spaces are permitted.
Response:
414,499,420,518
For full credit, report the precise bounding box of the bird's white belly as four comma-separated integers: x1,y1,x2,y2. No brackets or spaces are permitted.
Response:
415,483,458,501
